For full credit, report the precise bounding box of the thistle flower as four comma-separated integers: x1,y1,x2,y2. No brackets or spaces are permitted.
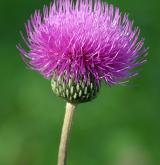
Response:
17,1,148,164
17,0,147,104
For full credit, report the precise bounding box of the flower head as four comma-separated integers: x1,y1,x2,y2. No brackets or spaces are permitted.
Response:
17,0,148,103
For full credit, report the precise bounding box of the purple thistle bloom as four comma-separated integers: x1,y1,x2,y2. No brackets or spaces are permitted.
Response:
17,0,148,85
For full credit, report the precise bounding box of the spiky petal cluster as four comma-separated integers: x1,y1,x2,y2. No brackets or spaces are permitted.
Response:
17,0,147,85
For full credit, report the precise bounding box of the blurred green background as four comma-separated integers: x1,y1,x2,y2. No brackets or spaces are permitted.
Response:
0,0,160,165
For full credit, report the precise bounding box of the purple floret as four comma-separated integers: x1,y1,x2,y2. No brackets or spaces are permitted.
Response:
17,0,148,85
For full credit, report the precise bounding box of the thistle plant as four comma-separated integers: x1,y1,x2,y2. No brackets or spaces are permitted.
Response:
17,0,148,164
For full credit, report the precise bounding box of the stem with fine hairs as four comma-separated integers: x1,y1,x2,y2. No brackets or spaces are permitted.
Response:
57,102,76,165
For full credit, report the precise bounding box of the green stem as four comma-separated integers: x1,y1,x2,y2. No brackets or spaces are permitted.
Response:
57,102,76,165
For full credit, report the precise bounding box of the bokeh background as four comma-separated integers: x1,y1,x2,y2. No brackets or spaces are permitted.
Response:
0,0,160,165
